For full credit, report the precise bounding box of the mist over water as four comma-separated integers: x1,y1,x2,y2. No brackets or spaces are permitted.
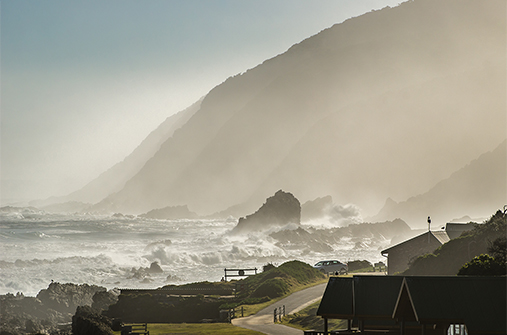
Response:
0,210,386,297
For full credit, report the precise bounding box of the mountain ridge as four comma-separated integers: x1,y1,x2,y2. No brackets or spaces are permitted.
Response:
75,0,504,218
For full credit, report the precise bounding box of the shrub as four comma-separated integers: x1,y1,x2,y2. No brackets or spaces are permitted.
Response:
251,278,289,299
72,305,113,335
347,260,373,272
458,254,506,276
263,263,276,272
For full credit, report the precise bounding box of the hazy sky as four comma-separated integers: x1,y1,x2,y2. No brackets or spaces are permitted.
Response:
1,0,402,204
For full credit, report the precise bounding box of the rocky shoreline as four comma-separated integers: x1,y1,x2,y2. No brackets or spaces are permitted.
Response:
0,282,119,335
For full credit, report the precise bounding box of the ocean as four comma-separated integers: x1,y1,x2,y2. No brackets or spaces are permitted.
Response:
0,207,387,296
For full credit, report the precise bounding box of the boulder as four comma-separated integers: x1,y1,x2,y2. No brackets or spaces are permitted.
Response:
232,190,300,233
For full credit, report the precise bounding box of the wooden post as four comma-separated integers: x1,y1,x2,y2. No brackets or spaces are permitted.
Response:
324,317,328,334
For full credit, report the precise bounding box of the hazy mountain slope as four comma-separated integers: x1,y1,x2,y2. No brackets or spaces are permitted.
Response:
249,64,506,216
368,140,507,227
39,100,202,206
98,0,505,215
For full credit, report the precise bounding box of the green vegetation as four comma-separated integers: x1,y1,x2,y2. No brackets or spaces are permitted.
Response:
113,323,263,334
458,254,506,275
347,260,373,272
403,210,506,275
281,300,347,332
234,260,325,300
105,260,326,323
458,235,506,275
231,260,326,314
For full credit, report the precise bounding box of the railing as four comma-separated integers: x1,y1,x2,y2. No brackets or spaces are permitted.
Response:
273,305,286,322
221,306,244,322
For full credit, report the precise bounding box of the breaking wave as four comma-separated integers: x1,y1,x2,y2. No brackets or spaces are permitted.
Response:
0,210,388,296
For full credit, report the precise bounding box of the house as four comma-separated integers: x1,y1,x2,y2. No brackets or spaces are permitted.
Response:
315,275,506,335
381,231,450,274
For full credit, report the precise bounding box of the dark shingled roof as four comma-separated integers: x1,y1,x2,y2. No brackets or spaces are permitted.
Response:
316,277,353,319
393,276,507,334
353,275,404,319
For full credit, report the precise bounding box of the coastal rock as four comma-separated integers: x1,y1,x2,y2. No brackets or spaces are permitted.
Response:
91,290,120,312
140,205,198,220
232,190,301,234
36,282,106,315
149,261,164,273
0,282,109,335
72,305,113,335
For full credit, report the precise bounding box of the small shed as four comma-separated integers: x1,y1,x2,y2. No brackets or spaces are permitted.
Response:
381,231,450,274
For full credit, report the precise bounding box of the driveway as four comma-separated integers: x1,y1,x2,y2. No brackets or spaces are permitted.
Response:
232,283,327,335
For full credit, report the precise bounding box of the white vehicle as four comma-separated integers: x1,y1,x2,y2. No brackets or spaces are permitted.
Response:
313,260,348,274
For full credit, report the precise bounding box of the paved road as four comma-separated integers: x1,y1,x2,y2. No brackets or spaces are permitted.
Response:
232,283,327,335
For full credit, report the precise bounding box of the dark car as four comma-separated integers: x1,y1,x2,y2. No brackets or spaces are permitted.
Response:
313,260,348,274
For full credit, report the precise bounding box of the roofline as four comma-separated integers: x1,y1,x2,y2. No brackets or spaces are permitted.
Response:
381,230,445,254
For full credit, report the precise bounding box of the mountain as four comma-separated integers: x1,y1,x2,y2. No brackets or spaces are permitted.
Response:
31,99,201,209
368,140,507,228
90,0,504,216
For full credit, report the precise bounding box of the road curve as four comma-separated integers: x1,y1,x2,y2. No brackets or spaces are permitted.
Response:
232,283,327,335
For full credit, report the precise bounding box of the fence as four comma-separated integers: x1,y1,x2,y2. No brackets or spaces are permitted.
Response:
273,305,286,323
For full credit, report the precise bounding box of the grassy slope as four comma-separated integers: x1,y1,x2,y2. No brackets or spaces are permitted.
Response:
234,260,327,316
110,260,327,333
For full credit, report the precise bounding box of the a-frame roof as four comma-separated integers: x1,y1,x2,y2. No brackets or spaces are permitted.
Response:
353,275,404,319
316,276,404,319
393,276,507,334
316,277,354,319
381,231,449,255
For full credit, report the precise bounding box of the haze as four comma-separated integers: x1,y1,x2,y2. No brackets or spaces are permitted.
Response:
1,0,402,204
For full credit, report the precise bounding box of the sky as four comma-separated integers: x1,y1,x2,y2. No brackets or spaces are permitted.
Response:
1,0,402,204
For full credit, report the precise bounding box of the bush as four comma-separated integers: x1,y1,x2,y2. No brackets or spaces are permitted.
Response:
263,263,276,272
72,305,113,335
488,236,507,264
251,278,289,299
347,260,373,272
458,254,506,276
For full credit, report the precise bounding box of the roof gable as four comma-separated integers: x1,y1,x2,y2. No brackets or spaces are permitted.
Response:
316,277,353,318
381,231,449,254
393,276,507,333
353,276,404,318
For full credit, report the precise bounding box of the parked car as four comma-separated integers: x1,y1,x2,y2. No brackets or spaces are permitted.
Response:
313,260,348,274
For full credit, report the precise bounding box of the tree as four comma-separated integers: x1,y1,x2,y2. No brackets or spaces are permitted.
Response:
457,254,506,276
488,236,506,264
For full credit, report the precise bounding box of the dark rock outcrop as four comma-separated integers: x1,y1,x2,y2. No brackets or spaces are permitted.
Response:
0,283,112,335
232,190,301,233
72,305,113,335
36,282,106,315
140,205,198,220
